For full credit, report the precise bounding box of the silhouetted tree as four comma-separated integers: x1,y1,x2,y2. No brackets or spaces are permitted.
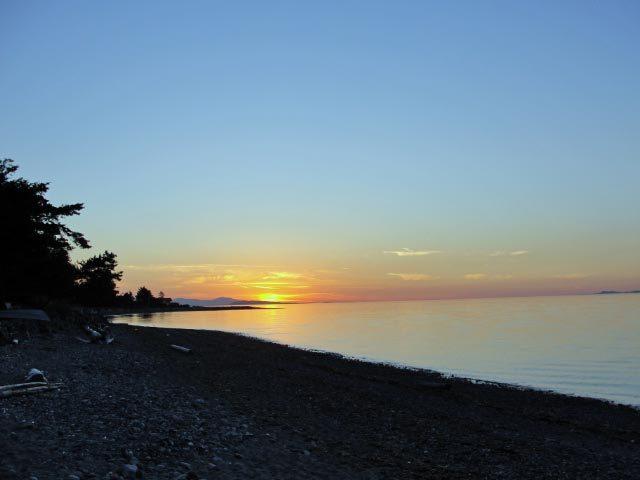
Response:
116,291,135,307
135,286,154,306
75,251,123,306
0,159,89,304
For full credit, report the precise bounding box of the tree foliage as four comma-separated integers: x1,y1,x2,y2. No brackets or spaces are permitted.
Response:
135,286,154,306
75,251,123,306
0,159,180,309
0,159,89,303
117,291,135,307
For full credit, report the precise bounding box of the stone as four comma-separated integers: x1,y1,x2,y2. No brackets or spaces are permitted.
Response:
122,464,138,478
26,368,47,382
175,472,199,480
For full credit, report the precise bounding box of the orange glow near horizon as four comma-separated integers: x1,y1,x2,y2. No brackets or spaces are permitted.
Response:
117,255,640,304
258,293,285,303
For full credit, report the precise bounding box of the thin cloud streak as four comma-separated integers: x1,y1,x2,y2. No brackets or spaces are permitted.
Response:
464,273,488,280
262,271,304,280
384,248,442,257
387,273,437,281
123,263,278,271
489,250,529,257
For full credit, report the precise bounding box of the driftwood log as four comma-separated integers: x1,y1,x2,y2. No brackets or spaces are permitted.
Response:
170,344,192,354
0,382,62,399
0,381,49,392
77,325,114,344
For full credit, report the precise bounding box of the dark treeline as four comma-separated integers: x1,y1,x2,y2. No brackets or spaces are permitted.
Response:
0,159,176,308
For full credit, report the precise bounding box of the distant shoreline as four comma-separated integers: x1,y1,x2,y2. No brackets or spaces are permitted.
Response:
595,290,640,295
98,305,262,317
102,291,640,313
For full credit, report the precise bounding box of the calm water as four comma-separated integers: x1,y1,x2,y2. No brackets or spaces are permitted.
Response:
114,294,640,406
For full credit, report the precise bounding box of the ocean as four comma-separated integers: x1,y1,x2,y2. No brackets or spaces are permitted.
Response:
113,294,640,406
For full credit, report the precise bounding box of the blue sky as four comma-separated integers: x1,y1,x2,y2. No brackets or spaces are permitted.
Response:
1,1,639,300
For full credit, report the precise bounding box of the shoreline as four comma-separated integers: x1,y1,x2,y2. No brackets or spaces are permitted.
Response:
99,305,262,316
122,322,637,409
110,314,639,409
1,323,639,478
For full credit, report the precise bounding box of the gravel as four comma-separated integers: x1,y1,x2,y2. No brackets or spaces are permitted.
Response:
0,323,638,479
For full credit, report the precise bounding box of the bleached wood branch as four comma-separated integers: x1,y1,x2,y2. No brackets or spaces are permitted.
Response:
0,381,49,392
170,344,192,353
0,383,62,398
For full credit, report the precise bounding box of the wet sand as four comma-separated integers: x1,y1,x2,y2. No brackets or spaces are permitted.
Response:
1,323,639,479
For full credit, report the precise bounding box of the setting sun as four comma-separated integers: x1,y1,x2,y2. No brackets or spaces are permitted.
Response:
258,293,284,303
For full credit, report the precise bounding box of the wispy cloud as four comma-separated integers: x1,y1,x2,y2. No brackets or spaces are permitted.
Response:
463,273,515,280
262,271,303,280
489,250,529,257
123,263,276,271
387,273,437,281
383,248,442,257
464,273,487,280
493,274,514,280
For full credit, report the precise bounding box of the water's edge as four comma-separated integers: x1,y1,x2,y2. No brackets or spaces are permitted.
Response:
111,316,639,409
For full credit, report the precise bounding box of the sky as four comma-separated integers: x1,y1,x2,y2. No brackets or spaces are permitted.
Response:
1,1,639,302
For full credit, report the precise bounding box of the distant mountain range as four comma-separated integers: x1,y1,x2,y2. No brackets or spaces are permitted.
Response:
174,296,284,307
595,290,640,295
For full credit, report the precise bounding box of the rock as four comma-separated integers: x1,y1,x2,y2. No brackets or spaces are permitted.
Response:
122,464,138,478
25,368,47,382
174,472,198,480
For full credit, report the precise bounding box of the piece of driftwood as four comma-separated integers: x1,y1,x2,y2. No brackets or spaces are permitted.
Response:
0,381,49,392
170,344,192,354
0,383,62,398
85,325,102,340
77,325,114,344
0,309,50,322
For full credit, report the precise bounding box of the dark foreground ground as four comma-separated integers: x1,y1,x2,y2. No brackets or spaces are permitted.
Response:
1,324,639,479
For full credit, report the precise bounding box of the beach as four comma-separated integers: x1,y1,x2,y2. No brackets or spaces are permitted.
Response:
1,323,639,479
114,295,640,406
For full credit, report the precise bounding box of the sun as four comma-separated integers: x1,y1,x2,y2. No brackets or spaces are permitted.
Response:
258,293,283,303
